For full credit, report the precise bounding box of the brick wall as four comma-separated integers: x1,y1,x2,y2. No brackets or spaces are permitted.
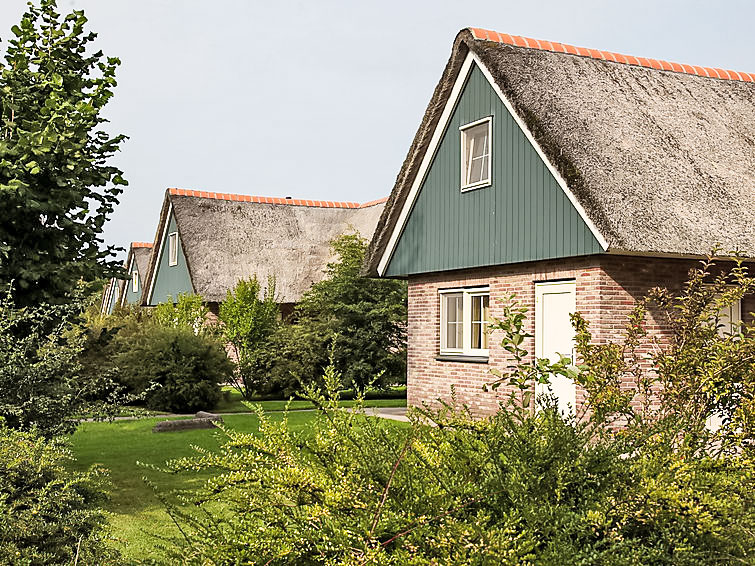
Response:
407,255,755,416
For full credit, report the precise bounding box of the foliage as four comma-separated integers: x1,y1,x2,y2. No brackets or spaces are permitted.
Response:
0,290,126,438
153,293,210,333
157,258,755,564
0,420,121,564
0,0,128,307
218,276,279,399
115,323,232,413
268,234,407,394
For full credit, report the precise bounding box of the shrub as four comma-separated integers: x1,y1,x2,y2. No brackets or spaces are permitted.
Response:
157,258,755,564
115,324,232,413
219,276,279,399
153,293,210,332
266,234,407,394
0,420,121,564
0,291,125,438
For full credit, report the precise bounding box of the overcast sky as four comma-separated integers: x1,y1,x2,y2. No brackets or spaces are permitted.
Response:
1,0,754,259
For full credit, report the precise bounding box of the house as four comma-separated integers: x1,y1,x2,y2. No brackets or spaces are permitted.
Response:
100,277,123,315
365,28,755,416
141,188,386,315
119,242,153,307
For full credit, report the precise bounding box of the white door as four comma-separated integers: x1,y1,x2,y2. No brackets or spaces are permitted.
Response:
535,281,577,416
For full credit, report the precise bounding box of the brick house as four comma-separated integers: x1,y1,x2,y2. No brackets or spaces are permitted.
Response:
365,28,755,416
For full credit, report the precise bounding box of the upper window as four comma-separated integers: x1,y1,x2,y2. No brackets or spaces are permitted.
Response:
131,270,139,293
168,232,178,266
460,117,492,191
440,287,490,356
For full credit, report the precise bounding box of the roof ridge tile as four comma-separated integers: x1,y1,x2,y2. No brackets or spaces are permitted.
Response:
468,27,754,83
167,187,383,209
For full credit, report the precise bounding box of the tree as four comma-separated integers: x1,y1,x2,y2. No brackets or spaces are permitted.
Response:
153,293,209,333
273,234,407,391
0,0,127,307
219,276,279,399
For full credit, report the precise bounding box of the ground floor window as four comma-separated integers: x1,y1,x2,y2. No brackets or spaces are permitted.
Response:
439,286,490,356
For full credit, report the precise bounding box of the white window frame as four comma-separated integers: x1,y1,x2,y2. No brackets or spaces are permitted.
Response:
131,270,139,293
168,232,178,266
714,294,742,337
460,117,493,192
439,286,490,357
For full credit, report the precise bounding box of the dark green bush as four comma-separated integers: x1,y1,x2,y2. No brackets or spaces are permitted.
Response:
116,324,233,413
0,420,120,564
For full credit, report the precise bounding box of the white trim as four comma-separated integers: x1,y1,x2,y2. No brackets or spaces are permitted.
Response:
132,269,139,294
145,202,173,305
376,52,608,276
460,116,493,191
168,232,179,266
439,286,490,357
119,254,135,307
377,53,475,276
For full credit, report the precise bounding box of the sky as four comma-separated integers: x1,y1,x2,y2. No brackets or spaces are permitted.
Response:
1,0,754,260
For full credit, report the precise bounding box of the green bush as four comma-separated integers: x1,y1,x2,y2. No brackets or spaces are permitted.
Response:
265,234,407,395
0,420,120,564
0,290,125,438
115,324,232,413
153,293,209,332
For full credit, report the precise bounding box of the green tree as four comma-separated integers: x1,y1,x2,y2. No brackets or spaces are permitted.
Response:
219,276,279,399
273,234,407,391
0,0,128,307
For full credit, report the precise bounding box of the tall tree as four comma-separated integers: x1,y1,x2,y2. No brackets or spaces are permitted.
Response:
0,0,127,306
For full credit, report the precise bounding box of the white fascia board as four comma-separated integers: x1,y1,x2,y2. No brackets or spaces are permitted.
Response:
145,202,173,306
119,253,135,307
377,52,475,276
377,51,608,276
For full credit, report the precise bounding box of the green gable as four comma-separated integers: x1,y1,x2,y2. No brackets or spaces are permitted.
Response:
385,63,602,277
148,212,193,305
123,262,142,306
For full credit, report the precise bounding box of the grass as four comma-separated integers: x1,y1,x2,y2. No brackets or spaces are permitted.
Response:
68,411,317,563
213,386,407,413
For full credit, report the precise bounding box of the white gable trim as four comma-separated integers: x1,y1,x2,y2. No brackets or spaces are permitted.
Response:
377,51,608,276
119,253,135,307
145,202,173,306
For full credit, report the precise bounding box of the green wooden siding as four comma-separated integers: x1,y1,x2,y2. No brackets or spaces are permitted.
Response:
105,281,119,314
123,262,143,306
385,64,603,277
148,213,193,305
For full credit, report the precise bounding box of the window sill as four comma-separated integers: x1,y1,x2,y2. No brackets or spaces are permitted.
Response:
460,181,492,193
435,355,489,364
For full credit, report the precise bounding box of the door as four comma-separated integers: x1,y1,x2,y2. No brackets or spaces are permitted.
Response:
535,280,577,416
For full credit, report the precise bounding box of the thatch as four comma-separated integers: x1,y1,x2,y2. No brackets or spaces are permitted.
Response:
143,191,385,304
365,28,755,274
131,246,152,281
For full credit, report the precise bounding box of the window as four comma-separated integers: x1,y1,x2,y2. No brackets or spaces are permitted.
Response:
716,297,741,336
440,287,490,356
460,117,492,190
168,232,178,266
131,270,139,293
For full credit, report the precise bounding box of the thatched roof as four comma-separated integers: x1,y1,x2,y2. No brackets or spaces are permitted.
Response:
130,243,153,279
366,28,755,275
143,189,386,304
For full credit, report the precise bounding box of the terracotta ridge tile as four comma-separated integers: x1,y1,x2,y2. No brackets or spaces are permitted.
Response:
467,27,753,82
131,242,153,248
167,187,386,209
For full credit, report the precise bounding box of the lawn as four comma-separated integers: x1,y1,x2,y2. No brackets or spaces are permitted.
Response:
213,386,407,413
68,410,317,563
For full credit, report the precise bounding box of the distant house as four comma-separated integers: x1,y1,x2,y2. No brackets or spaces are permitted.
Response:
141,188,386,315
119,242,153,307
100,277,123,315
365,28,755,415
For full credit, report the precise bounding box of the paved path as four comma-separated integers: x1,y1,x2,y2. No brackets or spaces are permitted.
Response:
362,407,409,422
